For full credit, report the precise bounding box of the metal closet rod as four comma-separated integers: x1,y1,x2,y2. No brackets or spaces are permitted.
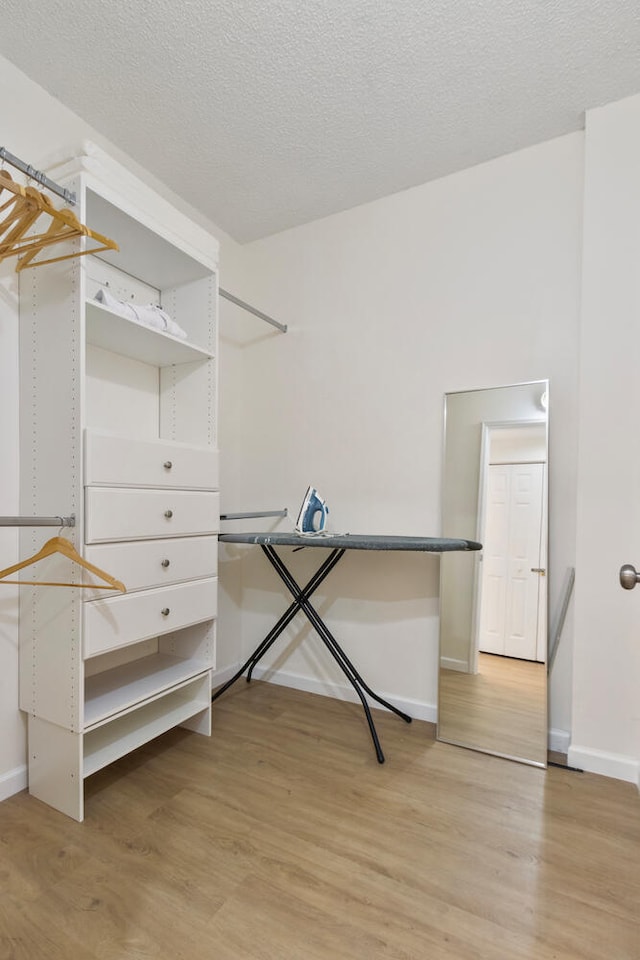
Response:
0,147,76,206
219,288,287,334
220,509,288,521
0,515,76,528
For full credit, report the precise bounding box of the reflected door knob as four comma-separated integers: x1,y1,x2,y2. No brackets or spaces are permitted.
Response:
620,564,640,590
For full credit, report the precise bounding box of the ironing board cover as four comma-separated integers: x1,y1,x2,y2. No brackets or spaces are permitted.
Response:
218,532,481,552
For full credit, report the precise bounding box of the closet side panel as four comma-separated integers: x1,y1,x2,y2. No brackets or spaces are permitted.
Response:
159,275,218,449
18,242,85,732
28,716,83,821
159,362,215,447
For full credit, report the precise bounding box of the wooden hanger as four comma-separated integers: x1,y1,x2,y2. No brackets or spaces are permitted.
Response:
0,189,66,258
0,169,118,269
0,536,126,592
0,175,58,261
15,205,118,270
0,174,44,256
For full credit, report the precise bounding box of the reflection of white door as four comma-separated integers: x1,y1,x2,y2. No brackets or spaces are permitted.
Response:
479,462,545,660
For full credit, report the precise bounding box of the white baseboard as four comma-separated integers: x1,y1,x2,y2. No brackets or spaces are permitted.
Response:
568,744,639,784
211,662,245,690
248,664,438,724
0,764,27,802
440,657,469,673
548,728,570,754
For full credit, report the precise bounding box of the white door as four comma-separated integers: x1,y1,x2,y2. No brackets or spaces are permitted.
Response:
479,462,545,661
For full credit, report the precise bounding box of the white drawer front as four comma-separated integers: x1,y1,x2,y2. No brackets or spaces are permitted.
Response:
85,431,219,489
83,536,218,596
84,578,218,657
85,488,219,543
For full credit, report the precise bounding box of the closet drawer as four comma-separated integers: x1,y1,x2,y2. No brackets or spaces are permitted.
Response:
84,577,218,657
83,536,218,597
85,488,219,543
85,432,219,489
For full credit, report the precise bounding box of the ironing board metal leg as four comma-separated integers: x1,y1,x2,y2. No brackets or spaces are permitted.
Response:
211,548,345,702
264,546,412,721
262,545,399,763
245,548,344,681
213,542,413,764
262,545,385,761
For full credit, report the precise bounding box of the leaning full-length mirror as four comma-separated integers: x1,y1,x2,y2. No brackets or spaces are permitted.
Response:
438,381,549,767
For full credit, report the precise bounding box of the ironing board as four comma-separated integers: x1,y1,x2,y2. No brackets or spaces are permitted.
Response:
216,531,481,763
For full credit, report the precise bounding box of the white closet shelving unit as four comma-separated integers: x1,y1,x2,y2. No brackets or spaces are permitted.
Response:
18,146,219,821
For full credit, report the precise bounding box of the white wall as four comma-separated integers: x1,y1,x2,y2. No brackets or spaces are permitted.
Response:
490,424,547,463
222,134,583,733
571,93,640,784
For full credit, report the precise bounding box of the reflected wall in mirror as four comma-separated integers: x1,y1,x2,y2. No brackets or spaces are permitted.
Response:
438,380,549,767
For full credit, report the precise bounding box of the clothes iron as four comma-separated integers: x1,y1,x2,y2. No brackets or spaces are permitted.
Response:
295,486,329,534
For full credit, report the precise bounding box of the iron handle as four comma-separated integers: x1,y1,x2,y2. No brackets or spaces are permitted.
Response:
619,564,640,590
164,509,173,519
161,607,170,616
531,568,546,576
163,461,172,470
161,558,170,568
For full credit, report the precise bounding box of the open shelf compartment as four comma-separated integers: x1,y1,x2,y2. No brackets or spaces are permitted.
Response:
83,671,211,778
86,299,213,366
85,652,211,728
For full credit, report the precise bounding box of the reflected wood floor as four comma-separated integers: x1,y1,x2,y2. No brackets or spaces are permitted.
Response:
1,681,639,959
439,653,547,765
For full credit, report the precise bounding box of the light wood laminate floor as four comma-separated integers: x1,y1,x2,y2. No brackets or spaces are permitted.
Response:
1,681,639,959
439,652,547,765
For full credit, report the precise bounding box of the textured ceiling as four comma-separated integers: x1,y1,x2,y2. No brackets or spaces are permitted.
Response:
2,1,640,242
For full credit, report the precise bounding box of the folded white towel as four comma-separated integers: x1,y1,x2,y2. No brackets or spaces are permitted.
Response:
94,288,188,340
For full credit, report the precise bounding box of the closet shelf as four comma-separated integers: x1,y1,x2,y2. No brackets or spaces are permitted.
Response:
86,300,213,366
84,652,210,728
83,673,210,778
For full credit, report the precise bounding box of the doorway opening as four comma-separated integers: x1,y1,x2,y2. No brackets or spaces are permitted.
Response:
472,421,547,675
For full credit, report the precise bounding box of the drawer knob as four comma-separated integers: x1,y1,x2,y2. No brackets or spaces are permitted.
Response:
161,607,171,617
164,461,173,470
164,509,173,519
161,558,170,568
